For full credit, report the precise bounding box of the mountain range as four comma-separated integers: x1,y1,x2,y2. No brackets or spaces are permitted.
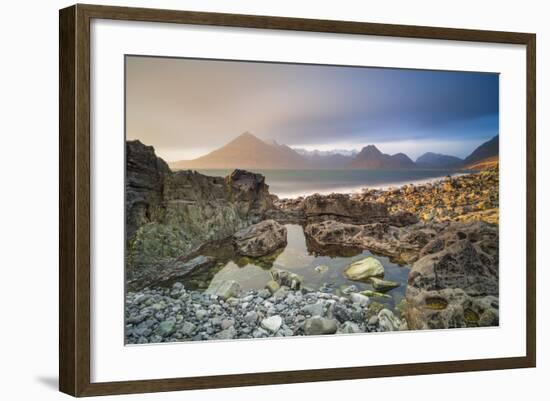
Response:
169,132,499,170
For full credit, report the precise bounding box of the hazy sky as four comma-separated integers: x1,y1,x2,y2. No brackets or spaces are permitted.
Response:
126,56,499,162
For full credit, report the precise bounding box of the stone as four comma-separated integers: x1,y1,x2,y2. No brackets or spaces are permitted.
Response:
314,265,329,274
329,303,353,323
344,257,385,281
341,285,358,295
350,293,370,306
337,321,362,334
216,326,237,340
378,309,401,332
261,315,283,333
366,301,384,319
157,318,176,337
205,280,241,300
180,321,196,336
271,269,303,290
233,220,288,257
244,311,258,324
360,290,391,299
272,286,289,300
369,277,400,292
303,317,338,335
265,280,280,295
221,319,234,330
302,302,325,317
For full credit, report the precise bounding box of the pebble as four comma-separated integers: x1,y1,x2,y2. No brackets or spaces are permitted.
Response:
125,281,395,344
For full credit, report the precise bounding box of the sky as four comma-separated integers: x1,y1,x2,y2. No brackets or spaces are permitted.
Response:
126,56,499,162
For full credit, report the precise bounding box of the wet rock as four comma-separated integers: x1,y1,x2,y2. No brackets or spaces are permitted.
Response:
271,269,302,290
265,280,280,295
350,293,370,306
303,317,338,335
233,220,288,257
369,277,400,292
314,265,329,274
344,257,384,281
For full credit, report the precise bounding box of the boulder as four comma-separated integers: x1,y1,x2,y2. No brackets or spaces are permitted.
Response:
303,317,338,335
233,220,287,257
344,257,385,281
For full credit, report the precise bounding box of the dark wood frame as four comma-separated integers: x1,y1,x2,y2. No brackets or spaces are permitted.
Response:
59,3,536,397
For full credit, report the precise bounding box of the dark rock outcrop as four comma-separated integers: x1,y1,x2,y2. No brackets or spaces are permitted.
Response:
126,140,171,241
302,193,388,223
125,140,274,290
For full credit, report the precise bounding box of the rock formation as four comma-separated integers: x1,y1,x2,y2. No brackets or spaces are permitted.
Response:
125,140,273,290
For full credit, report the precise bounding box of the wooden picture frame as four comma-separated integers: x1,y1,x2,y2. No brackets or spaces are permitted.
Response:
59,3,536,397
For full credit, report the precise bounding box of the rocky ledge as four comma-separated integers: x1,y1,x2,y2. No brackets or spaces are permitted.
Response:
126,280,406,344
126,141,274,290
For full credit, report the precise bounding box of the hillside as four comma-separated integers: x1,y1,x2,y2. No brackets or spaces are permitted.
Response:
350,145,416,169
416,152,463,168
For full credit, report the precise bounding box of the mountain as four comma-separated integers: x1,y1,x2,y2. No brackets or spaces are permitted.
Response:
463,135,499,169
350,145,416,169
170,132,306,170
416,152,463,168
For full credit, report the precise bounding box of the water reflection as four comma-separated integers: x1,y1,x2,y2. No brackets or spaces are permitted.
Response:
175,224,410,308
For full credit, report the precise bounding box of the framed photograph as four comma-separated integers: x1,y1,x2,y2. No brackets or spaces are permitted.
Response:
59,4,536,397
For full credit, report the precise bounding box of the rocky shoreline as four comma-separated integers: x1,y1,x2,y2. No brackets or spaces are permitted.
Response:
126,280,406,344
125,140,499,343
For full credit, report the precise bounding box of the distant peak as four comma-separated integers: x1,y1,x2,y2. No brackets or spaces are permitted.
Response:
359,144,382,155
237,131,256,139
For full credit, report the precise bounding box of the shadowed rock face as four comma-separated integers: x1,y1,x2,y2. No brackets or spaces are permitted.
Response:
125,140,274,290
126,140,171,241
302,193,388,223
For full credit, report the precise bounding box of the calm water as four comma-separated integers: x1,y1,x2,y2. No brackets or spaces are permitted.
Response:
177,225,410,309
195,168,469,198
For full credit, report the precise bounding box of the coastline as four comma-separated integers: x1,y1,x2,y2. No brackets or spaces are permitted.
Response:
125,140,499,344
276,171,475,199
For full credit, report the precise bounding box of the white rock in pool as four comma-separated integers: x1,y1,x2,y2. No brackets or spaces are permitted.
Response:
344,257,384,281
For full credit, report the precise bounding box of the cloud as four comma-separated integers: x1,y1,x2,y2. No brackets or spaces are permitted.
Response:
126,56,498,161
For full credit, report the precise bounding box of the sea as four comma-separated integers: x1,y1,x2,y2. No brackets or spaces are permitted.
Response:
194,168,472,198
